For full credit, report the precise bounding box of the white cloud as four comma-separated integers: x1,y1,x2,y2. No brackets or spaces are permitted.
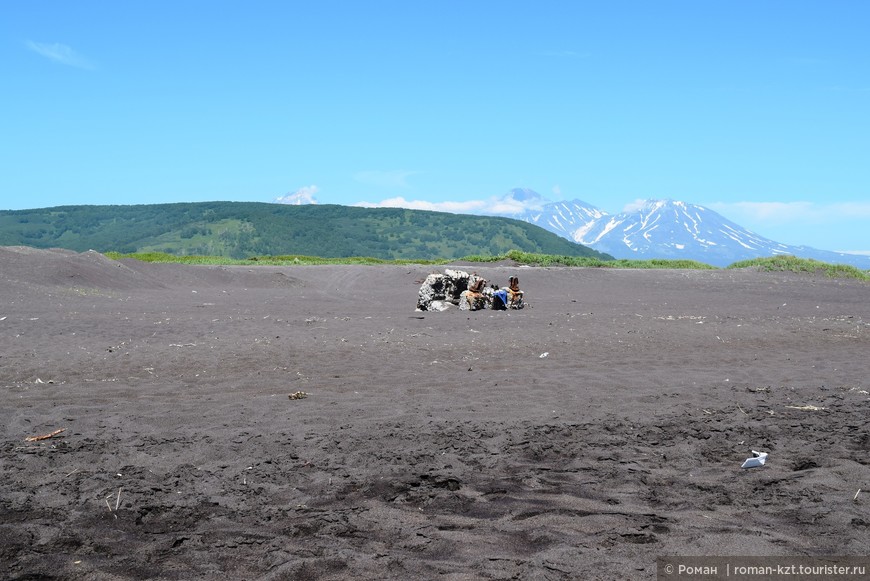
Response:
709,200,870,225
353,170,419,188
354,189,546,216
355,197,487,213
819,201,870,218
26,41,95,70
713,201,814,224
622,199,649,213
708,200,870,252
274,185,319,205
487,196,539,215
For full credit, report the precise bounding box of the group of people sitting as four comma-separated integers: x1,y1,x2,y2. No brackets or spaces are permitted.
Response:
462,274,524,311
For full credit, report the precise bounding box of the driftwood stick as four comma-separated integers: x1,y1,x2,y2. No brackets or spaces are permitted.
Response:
24,428,66,442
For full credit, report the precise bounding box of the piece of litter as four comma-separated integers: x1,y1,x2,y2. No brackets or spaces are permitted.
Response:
539,352,549,358
855,489,861,501
741,450,768,469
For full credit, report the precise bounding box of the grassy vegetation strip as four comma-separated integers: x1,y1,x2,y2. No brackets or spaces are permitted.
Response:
106,249,713,270
106,249,702,269
104,251,443,266
728,255,870,281
467,250,715,269
105,250,868,280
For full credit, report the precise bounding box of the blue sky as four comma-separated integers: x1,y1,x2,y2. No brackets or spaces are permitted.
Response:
3,1,869,252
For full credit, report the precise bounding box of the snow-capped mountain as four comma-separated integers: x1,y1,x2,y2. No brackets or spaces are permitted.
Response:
523,199,607,239
512,196,870,269
573,199,796,266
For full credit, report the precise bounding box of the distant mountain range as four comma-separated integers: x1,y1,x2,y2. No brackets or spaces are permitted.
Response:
508,191,870,269
2,197,867,269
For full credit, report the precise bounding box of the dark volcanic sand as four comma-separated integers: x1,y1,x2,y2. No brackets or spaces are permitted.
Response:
1,246,868,580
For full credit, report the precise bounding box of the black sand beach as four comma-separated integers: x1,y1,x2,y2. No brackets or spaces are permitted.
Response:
2,247,868,579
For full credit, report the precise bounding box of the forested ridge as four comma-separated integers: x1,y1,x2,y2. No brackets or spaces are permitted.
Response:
0,202,611,260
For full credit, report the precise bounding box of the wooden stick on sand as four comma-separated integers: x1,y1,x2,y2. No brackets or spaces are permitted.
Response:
24,428,66,442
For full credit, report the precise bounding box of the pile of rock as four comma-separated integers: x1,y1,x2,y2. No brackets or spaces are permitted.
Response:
416,269,524,312
416,269,471,311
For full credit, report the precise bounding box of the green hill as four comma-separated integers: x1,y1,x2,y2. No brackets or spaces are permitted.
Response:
0,202,612,261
